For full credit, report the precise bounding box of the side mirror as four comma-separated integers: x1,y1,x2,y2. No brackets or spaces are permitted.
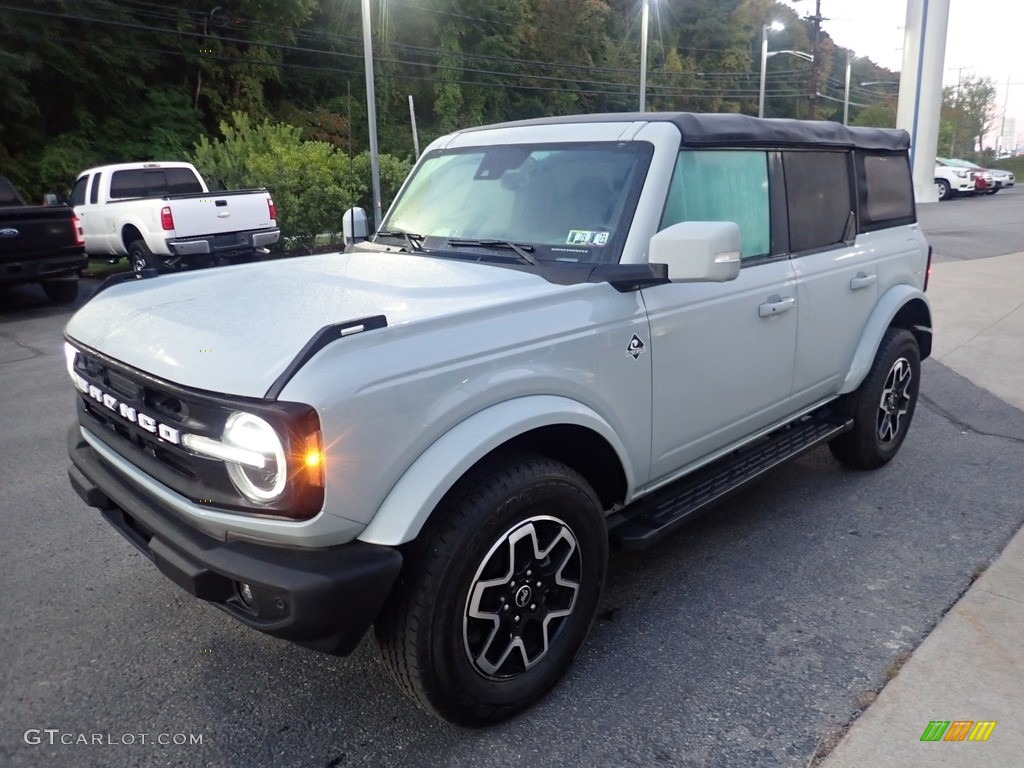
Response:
43,193,63,206
649,221,741,283
342,207,369,247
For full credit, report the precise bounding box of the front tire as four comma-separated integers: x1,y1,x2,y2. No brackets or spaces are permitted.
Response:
935,179,951,200
829,328,921,470
375,451,608,726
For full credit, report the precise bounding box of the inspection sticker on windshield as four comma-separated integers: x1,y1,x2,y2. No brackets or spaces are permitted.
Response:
566,230,609,246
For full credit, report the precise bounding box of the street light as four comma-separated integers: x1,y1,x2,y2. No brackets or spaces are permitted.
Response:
639,0,650,112
843,51,852,125
361,0,382,232
759,21,785,118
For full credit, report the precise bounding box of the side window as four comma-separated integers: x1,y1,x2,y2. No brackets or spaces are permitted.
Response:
859,152,915,230
660,150,770,260
89,172,102,204
166,168,204,194
110,170,145,199
68,176,88,207
783,151,853,252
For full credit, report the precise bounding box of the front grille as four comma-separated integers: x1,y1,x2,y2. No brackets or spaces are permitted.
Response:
68,342,324,520
71,348,245,508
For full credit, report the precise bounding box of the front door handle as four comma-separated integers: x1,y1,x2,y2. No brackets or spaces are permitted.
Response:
850,273,877,291
758,296,796,317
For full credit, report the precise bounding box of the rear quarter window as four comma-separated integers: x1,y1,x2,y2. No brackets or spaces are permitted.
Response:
858,152,916,231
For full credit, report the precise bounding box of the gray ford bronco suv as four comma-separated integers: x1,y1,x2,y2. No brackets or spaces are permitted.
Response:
65,113,931,725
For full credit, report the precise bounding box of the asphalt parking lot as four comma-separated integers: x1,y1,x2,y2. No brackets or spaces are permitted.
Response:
2,189,1023,768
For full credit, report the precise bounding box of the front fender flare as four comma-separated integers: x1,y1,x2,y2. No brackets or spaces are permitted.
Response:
839,285,931,394
358,396,635,546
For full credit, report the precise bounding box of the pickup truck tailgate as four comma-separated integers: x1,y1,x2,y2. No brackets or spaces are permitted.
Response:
0,206,80,264
167,190,274,238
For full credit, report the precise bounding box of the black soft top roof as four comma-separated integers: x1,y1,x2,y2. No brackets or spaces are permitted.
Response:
460,112,909,152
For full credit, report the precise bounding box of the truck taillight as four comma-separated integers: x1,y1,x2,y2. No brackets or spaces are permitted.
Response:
71,216,84,246
160,206,174,231
268,197,277,222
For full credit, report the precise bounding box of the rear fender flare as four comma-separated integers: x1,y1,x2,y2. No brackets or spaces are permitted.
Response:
357,396,634,546
839,286,931,394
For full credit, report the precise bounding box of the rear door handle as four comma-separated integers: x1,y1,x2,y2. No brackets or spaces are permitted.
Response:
758,296,796,317
850,273,877,291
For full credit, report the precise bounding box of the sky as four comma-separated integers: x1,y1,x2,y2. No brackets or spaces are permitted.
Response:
776,0,1023,149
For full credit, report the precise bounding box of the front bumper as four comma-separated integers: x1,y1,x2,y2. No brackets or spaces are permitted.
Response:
67,425,402,656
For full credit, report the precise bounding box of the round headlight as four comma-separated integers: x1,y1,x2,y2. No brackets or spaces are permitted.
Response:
223,412,287,503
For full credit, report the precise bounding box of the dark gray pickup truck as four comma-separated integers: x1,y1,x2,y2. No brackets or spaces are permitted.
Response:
1,176,87,304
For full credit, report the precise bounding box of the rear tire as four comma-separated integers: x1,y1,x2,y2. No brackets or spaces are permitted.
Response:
128,239,161,274
829,328,921,470
374,451,607,726
41,279,79,304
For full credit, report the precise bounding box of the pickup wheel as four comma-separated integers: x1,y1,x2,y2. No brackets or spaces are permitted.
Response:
829,328,921,470
935,179,951,200
41,279,79,304
374,451,607,726
128,239,161,274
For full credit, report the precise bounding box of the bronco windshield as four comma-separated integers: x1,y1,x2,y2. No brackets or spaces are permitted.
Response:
380,142,653,264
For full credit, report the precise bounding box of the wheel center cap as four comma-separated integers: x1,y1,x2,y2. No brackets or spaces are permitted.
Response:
514,584,532,608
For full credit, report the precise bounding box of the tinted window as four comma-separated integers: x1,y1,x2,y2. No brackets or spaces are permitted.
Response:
68,176,88,207
783,151,853,252
860,153,915,229
660,150,770,260
143,171,168,197
166,168,203,194
89,172,102,204
110,170,145,199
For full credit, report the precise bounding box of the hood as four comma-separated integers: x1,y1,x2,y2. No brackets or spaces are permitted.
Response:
65,251,564,398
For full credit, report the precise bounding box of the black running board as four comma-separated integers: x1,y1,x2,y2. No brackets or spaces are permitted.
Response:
609,413,853,551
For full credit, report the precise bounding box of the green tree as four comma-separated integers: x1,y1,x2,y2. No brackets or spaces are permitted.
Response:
942,75,997,157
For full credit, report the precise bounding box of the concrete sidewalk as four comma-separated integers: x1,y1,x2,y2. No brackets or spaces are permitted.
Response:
819,251,1024,766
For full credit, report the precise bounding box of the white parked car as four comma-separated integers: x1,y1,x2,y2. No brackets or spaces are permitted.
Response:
934,159,975,199
65,113,932,725
68,161,280,274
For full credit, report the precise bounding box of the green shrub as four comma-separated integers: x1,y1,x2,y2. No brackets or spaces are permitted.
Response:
191,113,412,253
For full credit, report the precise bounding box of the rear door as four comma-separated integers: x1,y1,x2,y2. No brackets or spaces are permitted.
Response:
786,151,879,407
70,174,107,255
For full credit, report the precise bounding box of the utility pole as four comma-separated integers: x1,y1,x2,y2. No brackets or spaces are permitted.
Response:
807,0,823,119
1000,73,1010,155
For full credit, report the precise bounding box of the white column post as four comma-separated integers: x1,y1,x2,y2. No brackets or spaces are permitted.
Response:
896,0,951,203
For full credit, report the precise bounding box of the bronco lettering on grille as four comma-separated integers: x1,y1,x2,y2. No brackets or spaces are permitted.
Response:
74,373,181,444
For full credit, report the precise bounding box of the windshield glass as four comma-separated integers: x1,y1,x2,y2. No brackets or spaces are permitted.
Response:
381,142,652,264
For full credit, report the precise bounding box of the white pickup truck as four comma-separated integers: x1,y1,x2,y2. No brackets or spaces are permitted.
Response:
68,161,280,273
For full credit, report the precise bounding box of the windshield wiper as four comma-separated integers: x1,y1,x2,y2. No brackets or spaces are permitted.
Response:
446,238,537,265
376,230,425,252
